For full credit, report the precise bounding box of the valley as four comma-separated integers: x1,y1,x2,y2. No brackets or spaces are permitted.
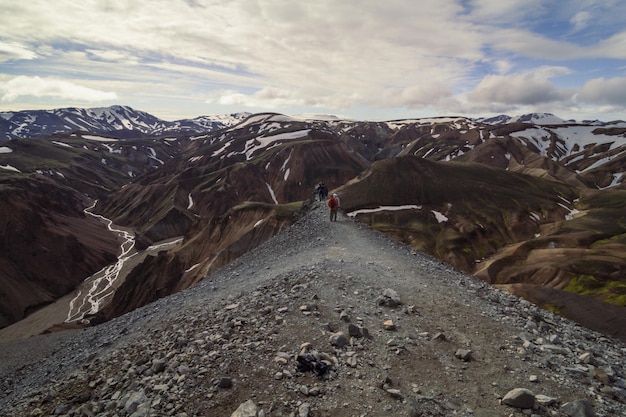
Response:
0,106,624,345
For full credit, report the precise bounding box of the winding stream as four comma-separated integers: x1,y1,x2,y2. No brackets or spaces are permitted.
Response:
65,201,137,323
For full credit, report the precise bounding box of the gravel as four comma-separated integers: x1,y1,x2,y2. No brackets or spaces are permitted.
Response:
1,203,624,416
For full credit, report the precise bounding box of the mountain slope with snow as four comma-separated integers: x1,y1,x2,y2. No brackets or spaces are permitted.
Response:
0,105,250,140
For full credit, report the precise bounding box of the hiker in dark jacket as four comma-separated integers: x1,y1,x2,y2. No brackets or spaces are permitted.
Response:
319,183,328,201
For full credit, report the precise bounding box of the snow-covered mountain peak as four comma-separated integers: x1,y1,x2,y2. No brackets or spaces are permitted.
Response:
477,113,568,126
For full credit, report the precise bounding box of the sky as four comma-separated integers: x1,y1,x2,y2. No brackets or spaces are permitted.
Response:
1,0,625,122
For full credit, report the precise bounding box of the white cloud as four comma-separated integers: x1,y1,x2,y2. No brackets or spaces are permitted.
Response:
0,1,624,120
381,83,453,108
1,76,118,102
597,31,626,59
0,42,37,62
213,87,306,108
466,67,571,108
464,0,547,24
577,77,626,106
570,11,591,33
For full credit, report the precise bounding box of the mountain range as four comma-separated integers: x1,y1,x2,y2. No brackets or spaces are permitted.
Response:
0,106,624,343
0,105,251,140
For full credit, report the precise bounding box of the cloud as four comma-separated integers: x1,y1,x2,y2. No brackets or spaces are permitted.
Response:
464,0,547,24
0,42,37,62
382,83,453,108
570,11,591,33
466,67,571,108
577,76,626,106
1,76,118,102
212,87,305,108
597,31,626,59
0,1,625,120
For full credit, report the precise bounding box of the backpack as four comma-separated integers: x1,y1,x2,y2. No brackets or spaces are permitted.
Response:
328,196,338,210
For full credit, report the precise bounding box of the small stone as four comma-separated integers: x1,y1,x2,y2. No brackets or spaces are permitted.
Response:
382,288,401,306
53,404,71,415
72,391,91,404
151,359,167,373
590,367,610,384
560,399,597,417
386,388,403,399
529,375,539,383
535,395,558,406
579,352,593,364
339,311,350,322
455,349,472,362
383,320,396,330
329,332,349,347
346,355,358,368
230,399,258,417
218,377,233,388
124,390,148,415
348,323,362,338
502,388,536,409
433,332,447,341
298,402,311,417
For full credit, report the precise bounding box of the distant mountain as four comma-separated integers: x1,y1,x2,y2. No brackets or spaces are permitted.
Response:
1,107,625,343
0,105,251,140
478,112,570,125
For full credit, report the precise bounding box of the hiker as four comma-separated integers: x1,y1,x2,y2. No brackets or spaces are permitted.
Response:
328,193,339,222
332,193,340,209
319,183,328,201
314,183,322,201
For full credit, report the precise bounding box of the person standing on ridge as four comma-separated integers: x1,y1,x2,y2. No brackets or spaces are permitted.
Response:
314,183,322,201
319,183,328,201
327,193,339,222
332,193,340,209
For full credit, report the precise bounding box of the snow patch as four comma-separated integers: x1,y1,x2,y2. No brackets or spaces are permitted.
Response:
0,146,13,153
52,141,73,148
347,205,421,217
0,164,21,172
82,135,119,142
431,210,448,223
244,129,310,160
558,203,580,220
266,182,278,204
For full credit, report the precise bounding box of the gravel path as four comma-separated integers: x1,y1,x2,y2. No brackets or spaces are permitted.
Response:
1,203,624,416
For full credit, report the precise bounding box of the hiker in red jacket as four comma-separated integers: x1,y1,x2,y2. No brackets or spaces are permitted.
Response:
327,194,339,222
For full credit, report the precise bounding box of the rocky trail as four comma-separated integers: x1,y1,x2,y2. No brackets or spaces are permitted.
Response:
0,203,625,417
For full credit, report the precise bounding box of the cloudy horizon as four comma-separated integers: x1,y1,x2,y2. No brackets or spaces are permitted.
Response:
1,0,625,122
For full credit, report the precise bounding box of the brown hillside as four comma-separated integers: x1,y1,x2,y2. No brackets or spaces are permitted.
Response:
0,177,120,328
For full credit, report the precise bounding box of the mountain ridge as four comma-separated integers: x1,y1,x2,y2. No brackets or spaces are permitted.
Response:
0,204,624,416
0,105,252,140
2,105,625,142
